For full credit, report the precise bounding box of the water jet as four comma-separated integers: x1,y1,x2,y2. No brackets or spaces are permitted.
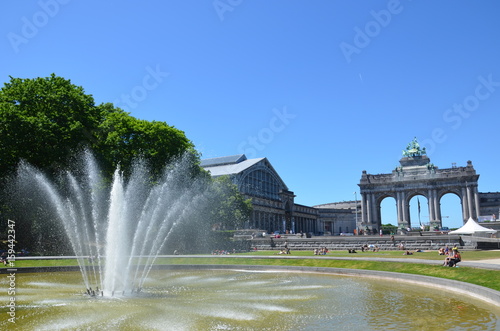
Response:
16,151,211,296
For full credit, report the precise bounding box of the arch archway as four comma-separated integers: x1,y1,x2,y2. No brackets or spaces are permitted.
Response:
408,194,428,230
359,141,479,232
380,196,397,226
439,192,463,229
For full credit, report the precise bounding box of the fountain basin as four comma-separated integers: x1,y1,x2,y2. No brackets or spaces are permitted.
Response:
2,265,500,330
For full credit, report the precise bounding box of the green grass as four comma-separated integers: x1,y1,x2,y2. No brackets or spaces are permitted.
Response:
155,255,500,292
237,249,500,260
5,250,500,292
10,259,81,267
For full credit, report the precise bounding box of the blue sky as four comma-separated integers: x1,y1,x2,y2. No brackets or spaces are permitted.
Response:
1,1,499,229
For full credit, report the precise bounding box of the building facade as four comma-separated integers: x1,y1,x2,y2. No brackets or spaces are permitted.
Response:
201,139,500,235
201,154,333,234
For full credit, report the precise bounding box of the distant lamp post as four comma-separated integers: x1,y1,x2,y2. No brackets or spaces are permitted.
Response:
354,192,359,235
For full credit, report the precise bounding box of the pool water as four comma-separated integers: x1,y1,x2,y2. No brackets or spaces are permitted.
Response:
1,269,499,330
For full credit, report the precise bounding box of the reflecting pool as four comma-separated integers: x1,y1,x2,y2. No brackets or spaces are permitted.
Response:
1,270,499,330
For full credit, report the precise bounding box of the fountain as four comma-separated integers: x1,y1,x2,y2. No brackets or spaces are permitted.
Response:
16,151,211,296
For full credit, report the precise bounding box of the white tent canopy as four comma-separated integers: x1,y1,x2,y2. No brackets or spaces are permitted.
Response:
448,218,497,235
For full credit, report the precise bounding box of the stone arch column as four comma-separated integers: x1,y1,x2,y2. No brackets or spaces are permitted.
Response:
427,189,435,222
431,189,440,225
400,191,409,226
461,186,469,221
435,190,442,223
393,191,409,228
396,191,402,224
474,185,480,220
467,185,474,220
360,191,380,232
370,194,378,227
365,194,370,225
360,192,366,225
404,196,411,228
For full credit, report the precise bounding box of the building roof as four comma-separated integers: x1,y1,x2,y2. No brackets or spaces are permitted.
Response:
199,154,247,168
314,201,356,209
202,156,265,177
201,154,289,190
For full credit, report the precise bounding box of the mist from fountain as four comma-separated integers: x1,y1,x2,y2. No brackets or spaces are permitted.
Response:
17,151,210,296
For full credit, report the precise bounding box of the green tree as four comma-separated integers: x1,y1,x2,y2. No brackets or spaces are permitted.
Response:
0,74,197,253
96,103,194,178
0,75,195,178
0,74,101,175
208,175,253,230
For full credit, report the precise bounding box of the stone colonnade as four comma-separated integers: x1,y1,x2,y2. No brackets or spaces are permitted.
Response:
250,208,318,234
359,183,480,230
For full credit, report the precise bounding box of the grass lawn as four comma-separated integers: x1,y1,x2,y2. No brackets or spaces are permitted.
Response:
237,249,500,260
5,249,500,291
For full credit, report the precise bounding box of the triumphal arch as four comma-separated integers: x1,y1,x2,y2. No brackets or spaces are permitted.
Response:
358,138,480,231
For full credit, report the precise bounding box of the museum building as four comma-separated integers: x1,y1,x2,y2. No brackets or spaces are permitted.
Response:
200,154,355,235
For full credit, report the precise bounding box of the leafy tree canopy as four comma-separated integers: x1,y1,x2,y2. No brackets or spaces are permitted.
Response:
0,74,194,178
96,103,195,178
207,176,253,230
0,74,101,174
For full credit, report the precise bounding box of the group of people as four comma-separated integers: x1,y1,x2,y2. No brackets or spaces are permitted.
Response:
276,241,291,254
313,247,329,255
440,245,461,267
211,249,233,255
360,244,380,252
438,245,451,255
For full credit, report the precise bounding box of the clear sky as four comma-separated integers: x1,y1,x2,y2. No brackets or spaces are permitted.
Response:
1,1,499,229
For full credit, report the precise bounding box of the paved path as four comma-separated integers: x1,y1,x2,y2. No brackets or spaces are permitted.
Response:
470,258,500,264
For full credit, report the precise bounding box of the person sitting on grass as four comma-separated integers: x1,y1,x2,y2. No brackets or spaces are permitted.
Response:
442,248,456,266
447,249,462,267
